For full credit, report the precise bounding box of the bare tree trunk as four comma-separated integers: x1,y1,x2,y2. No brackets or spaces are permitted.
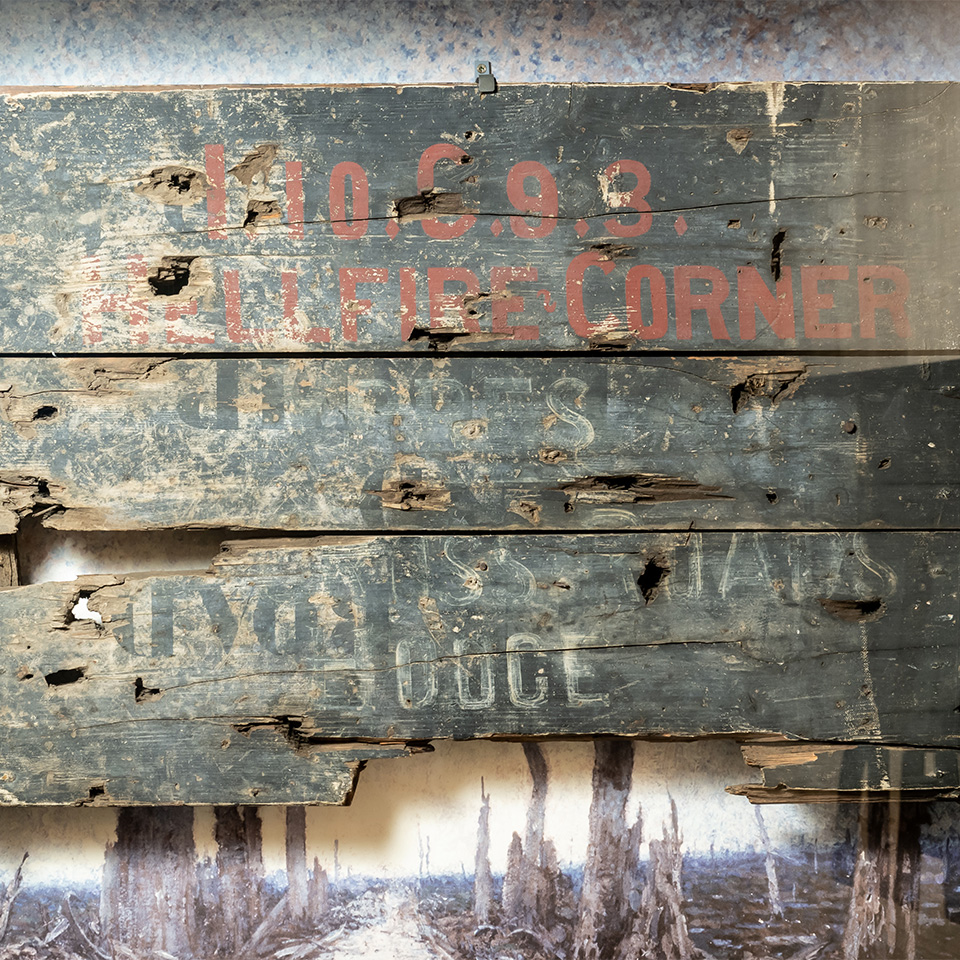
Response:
285,806,309,924
754,806,784,919
501,833,525,922
500,744,550,926
0,853,26,943
101,808,196,958
308,857,329,917
201,806,265,954
244,808,264,877
523,743,548,869
473,779,494,923
627,799,696,960
538,837,577,942
573,740,640,960
841,798,926,960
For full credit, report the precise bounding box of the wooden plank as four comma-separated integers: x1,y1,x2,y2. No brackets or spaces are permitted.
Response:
0,354,956,532
731,743,960,803
0,532,956,804
0,83,953,352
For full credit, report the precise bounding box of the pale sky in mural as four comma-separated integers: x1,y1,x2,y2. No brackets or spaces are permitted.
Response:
0,740,841,887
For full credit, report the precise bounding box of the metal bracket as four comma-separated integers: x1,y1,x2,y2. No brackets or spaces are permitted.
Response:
476,62,497,95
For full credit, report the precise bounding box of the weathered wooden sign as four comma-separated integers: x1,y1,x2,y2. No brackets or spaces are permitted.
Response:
2,532,958,804
0,83,950,353
0,354,956,533
0,83,956,805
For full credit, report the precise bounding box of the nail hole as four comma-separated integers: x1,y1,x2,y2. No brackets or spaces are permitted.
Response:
134,677,162,703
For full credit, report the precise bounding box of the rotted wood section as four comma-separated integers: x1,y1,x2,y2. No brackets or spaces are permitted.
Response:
1,82,957,805
0,533,957,804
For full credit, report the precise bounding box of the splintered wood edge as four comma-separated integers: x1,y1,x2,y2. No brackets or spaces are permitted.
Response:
0,81,800,95
733,741,960,802
728,785,960,805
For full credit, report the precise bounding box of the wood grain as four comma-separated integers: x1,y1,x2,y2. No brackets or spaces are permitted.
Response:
0,83,950,352
0,355,955,533
732,743,960,802
0,532,956,804
1,82,956,803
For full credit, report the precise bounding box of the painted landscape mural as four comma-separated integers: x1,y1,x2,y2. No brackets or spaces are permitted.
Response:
0,740,957,960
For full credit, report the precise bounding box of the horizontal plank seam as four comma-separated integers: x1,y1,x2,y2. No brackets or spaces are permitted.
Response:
7,350,960,360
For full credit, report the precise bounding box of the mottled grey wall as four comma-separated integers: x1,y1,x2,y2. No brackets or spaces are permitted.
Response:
0,0,956,86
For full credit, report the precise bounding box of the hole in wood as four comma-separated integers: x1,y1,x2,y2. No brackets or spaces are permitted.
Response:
770,228,786,280
817,597,886,622
637,555,670,605
31,405,58,421
14,523,294,586
147,256,197,297
134,676,162,703
71,594,102,625
393,191,471,222
44,666,86,686
134,165,209,206
730,369,807,415
243,199,282,228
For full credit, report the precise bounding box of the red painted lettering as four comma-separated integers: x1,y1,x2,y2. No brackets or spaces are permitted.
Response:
490,267,539,340
625,264,668,340
417,145,476,240
858,266,910,338
126,256,149,344
282,269,330,343
166,301,213,344
428,267,481,331
507,161,558,239
602,160,652,238
285,161,304,239
81,256,149,345
204,144,227,239
565,250,616,338
330,162,370,240
674,265,730,340
399,267,418,341
737,266,795,340
340,267,387,342
802,265,850,338
223,269,268,343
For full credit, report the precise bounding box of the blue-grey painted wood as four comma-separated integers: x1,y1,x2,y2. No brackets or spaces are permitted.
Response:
2,83,957,804
0,83,949,352
1,532,956,804
0,355,954,533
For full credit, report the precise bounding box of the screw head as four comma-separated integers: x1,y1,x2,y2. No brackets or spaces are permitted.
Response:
477,63,487,74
